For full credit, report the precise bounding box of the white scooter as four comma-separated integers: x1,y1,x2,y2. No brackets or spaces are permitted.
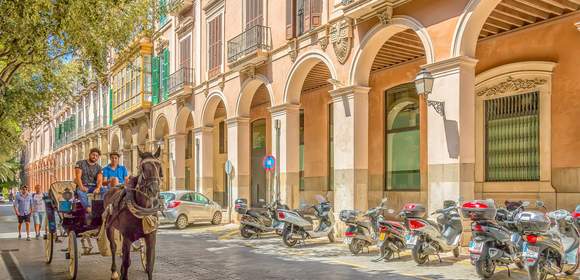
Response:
276,195,335,247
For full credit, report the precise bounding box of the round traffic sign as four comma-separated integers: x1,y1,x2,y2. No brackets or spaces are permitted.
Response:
262,155,275,171
224,160,233,175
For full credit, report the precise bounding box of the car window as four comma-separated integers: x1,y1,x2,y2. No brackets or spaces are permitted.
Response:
160,192,175,204
180,193,194,202
194,193,209,204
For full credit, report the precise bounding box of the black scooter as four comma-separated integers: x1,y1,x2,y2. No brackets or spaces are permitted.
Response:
235,198,288,239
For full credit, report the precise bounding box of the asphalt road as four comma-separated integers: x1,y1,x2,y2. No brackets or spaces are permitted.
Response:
0,202,578,280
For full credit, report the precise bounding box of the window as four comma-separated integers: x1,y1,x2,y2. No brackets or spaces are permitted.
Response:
485,92,539,181
385,84,420,191
299,108,305,191
208,15,223,78
219,121,226,154
158,0,167,26
286,0,322,39
246,0,263,29
179,36,191,69
328,104,334,191
194,193,209,204
186,130,193,159
160,48,170,100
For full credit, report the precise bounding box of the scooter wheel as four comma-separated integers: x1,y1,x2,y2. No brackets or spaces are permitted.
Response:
411,243,429,265
282,228,297,247
475,258,495,279
240,226,253,239
349,239,364,255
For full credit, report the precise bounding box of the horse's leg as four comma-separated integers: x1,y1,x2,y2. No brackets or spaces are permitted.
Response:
107,227,119,280
120,237,132,280
145,233,157,280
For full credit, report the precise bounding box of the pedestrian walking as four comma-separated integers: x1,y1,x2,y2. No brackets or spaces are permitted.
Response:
13,185,33,241
32,184,46,240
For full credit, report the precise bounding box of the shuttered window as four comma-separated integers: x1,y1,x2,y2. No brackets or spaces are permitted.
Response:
287,0,322,38
485,91,539,181
208,15,222,78
151,56,160,105
179,36,191,69
161,48,170,100
246,0,263,29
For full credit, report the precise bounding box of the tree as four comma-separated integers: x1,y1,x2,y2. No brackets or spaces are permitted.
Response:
0,0,161,160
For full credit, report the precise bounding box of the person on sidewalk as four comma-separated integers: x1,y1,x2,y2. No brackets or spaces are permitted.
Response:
32,184,46,240
74,148,103,215
102,151,129,192
13,185,33,241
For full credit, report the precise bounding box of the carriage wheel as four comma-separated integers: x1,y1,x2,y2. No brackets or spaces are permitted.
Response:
67,231,78,280
139,238,147,272
44,232,54,264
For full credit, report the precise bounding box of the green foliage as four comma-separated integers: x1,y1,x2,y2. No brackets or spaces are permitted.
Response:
0,0,160,161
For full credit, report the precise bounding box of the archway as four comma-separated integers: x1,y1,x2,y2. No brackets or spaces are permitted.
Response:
121,128,133,174
154,115,170,191
176,107,195,190
350,18,431,210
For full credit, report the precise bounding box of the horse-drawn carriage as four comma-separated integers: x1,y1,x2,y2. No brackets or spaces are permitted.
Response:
43,181,147,280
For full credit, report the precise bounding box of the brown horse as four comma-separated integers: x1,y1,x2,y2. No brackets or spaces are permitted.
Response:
104,148,163,280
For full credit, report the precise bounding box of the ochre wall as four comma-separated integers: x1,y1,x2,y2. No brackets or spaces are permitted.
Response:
475,15,580,210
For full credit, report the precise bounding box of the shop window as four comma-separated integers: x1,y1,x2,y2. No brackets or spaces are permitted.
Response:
385,83,420,191
485,92,539,181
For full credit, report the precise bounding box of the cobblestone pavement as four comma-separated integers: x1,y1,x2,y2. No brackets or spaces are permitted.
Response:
0,204,578,280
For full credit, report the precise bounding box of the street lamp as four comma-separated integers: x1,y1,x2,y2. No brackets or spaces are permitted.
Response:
415,68,445,117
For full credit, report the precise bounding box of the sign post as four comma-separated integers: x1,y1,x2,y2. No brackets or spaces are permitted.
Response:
224,160,233,224
262,155,276,203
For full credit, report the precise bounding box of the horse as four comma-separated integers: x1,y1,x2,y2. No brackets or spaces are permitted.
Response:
103,147,163,280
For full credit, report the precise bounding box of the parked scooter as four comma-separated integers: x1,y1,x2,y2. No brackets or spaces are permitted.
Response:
574,204,580,228
340,198,387,255
461,200,525,278
516,201,580,280
375,211,407,261
401,201,463,264
235,198,288,239
276,195,335,247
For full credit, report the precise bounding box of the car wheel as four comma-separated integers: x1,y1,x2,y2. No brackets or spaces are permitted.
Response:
175,214,188,230
211,211,222,225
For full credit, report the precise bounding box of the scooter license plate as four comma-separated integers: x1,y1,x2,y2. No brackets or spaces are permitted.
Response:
522,242,539,259
343,237,353,244
379,232,386,241
405,234,417,246
469,241,483,254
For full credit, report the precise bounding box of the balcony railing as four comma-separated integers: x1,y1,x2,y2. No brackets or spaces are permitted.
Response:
227,25,271,64
168,67,194,95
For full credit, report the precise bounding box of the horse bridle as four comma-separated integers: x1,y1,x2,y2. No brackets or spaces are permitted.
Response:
129,158,163,210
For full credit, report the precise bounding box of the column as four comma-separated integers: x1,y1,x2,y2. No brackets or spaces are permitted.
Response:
270,104,300,209
131,145,140,175
168,134,187,191
194,127,214,199
424,56,478,212
329,86,370,212
226,117,250,207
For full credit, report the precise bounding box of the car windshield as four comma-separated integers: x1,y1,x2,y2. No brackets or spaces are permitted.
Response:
160,192,176,204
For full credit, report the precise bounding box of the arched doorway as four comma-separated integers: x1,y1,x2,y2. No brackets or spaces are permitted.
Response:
154,116,170,191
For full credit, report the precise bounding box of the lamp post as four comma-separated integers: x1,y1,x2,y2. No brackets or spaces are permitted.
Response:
415,68,445,117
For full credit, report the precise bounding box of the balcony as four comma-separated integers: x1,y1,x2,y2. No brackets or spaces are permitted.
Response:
168,67,194,96
169,0,194,16
112,94,151,122
227,25,271,68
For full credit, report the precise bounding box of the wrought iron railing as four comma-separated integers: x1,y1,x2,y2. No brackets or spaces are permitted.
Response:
168,67,194,94
227,25,271,63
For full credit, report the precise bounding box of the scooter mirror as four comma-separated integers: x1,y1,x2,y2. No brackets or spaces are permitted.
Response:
380,198,388,207
536,201,544,208
522,201,530,207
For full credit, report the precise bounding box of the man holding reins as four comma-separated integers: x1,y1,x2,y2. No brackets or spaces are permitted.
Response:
74,148,104,216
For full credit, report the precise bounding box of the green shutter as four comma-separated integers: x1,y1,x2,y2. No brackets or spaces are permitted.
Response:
151,56,160,105
162,48,169,100
159,0,167,25
108,88,113,124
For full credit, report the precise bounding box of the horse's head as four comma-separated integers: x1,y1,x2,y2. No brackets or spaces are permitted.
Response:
136,146,163,206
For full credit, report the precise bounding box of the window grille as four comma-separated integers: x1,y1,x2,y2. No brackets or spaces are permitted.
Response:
485,91,539,181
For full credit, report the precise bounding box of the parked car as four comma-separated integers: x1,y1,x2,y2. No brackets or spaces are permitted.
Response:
159,191,223,229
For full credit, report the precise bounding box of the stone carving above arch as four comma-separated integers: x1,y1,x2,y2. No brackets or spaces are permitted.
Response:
330,18,353,64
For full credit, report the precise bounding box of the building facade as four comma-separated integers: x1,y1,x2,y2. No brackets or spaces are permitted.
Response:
23,0,580,213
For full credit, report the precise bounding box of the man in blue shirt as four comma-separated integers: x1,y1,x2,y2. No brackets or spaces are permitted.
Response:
102,152,129,192
13,185,33,240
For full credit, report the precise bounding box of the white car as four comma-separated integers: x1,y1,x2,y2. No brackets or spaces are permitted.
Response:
159,191,223,229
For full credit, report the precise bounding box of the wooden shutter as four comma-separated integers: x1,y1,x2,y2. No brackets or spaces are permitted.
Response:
180,36,191,69
246,0,263,29
285,0,295,39
162,49,169,99
311,0,322,28
303,0,311,33
151,56,160,104
217,16,222,69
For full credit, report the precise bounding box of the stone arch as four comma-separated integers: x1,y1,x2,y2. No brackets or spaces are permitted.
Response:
201,91,228,127
236,74,274,117
283,50,338,105
175,106,194,134
153,114,170,141
451,0,501,58
137,121,149,147
349,16,435,87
